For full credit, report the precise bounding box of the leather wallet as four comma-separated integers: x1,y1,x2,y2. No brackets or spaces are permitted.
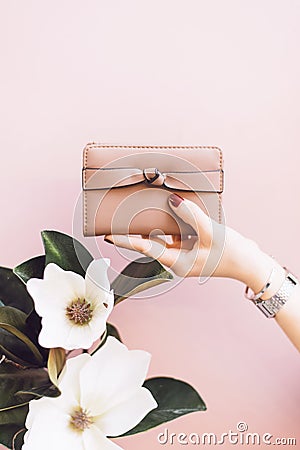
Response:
82,143,224,236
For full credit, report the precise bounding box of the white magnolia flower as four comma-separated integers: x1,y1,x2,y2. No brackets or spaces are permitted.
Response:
23,337,157,450
26,259,114,350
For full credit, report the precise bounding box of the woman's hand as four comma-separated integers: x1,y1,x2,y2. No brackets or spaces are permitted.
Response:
105,193,300,351
104,193,285,299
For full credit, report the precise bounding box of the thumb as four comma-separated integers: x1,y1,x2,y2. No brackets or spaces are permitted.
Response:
168,193,213,242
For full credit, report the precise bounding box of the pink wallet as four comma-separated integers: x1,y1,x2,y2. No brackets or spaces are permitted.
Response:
82,143,224,236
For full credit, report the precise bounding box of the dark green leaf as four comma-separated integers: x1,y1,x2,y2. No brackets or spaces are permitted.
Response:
106,323,122,341
121,377,206,436
25,309,42,341
91,323,122,355
24,310,49,365
41,230,93,276
0,307,43,366
0,358,56,412
0,267,33,314
24,311,48,366
15,383,60,402
0,423,27,449
112,257,173,304
0,343,35,368
3,260,48,364
12,428,26,450
0,404,28,428
13,255,45,285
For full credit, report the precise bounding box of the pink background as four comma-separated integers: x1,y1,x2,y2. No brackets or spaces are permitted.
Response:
1,1,300,449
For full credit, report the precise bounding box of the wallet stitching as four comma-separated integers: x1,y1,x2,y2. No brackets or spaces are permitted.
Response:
218,150,223,223
84,147,88,235
83,144,223,231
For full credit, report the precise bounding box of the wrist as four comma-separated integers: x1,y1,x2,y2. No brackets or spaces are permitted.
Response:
228,234,286,299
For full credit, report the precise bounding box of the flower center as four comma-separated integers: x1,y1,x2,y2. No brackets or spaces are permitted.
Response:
69,407,93,432
66,299,93,325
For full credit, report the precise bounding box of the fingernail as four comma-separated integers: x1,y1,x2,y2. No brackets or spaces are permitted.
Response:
104,237,113,244
169,193,184,208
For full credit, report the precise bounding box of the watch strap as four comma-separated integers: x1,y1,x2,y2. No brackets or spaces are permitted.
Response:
253,271,298,318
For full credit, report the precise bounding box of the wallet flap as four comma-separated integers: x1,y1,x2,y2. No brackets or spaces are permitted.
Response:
83,167,223,193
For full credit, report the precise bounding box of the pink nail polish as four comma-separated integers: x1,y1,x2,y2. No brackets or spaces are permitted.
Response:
169,193,184,208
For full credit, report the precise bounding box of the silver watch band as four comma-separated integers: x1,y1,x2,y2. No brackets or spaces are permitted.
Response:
253,271,298,318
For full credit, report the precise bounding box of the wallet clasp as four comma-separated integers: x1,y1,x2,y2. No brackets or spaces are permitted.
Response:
143,168,166,186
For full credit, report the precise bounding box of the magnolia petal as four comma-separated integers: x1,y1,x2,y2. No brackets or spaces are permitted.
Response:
82,426,123,450
88,290,114,336
63,322,97,350
38,315,73,348
24,398,84,450
39,263,85,298
95,386,157,437
58,353,91,405
25,397,60,429
86,319,106,347
23,427,84,450
85,258,111,302
80,337,152,415
44,264,85,297
27,263,85,316
26,279,66,316
92,289,114,317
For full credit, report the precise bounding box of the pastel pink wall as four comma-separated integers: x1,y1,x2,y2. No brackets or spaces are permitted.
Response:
1,1,300,449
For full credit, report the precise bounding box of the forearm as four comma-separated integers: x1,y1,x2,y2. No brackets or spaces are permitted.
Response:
227,231,300,351
275,285,300,352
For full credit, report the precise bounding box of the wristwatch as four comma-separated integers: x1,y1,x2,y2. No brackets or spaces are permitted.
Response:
251,270,298,318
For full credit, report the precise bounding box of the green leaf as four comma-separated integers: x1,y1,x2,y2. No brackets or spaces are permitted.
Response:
13,255,45,284
25,309,42,340
12,428,26,450
0,343,35,368
15,383,60,402
91,323,122,355
0,359,58,448
120,377,206,436
24,310,49,365
0,307,44,366
42,230,93,276
0,359,57,412
4,259,49,365
0,403,28,428
0,328,35,368
0,267,33,314
106,323,122,341
0,423,27,449
112,257,173,304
